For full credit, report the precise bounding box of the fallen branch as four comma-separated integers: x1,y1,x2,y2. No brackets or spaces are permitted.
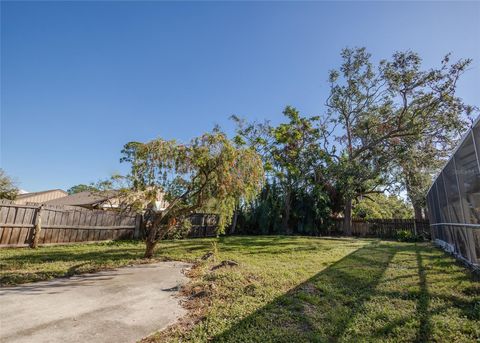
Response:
211,260,239,271
201,252,214,261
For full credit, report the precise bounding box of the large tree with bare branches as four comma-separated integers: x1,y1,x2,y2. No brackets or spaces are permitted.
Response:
383,52,473,220
324,48,472,234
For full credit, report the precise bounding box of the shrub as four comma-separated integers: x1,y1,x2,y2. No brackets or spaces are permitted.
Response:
395,229,422,242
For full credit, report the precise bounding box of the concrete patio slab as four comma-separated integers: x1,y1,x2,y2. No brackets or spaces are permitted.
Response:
0,261,191,343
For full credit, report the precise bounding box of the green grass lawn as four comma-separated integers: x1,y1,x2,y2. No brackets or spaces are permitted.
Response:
1,236,479,342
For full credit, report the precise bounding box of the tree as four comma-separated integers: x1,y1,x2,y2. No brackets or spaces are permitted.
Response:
119,131,264,258
324,48,473,234
0,169,18,200
353,193,413,219
236,180,283,235
382,52,473,220
67,184,99,195
233,106,328,234
324,48,395,235
393,138,443,220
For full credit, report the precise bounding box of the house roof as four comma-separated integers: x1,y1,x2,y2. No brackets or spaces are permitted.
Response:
16,189,68,199
44,191,118,206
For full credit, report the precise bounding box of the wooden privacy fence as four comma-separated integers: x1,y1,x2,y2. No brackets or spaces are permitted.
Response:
187,213,218,238
0,199,219,248
0,198,430,247
329,218,430,238
0,199,140,247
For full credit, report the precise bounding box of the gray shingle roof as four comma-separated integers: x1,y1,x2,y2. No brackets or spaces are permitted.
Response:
43,191,118,206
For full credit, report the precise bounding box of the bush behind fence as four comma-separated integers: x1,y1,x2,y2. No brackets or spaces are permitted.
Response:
329,218,430,239
1,199,430,247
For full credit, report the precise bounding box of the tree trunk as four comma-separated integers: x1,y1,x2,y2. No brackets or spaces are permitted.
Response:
282,191,292,234
404,169,425,222
413,204,423,221
144,240,157,259
343,198,353,236
230,206,239,235
30,206,43,248
143,221,159,259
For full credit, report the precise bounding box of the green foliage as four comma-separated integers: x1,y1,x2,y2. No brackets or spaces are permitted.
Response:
395,230,421,242
394,140,440,208
233,107,331,234
163,219,192,240
0,169,18,200
211,240,219,262
325,48,400,228
67,183,99,195
230,49,474,234
111,48,474,241
324,48,474,229
235,180,333,236
120,130,264,238
2,238,477,342
353,193,413,219
383,52,473,218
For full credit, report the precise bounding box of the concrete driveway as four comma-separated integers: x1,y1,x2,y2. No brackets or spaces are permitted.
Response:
0,261,191,343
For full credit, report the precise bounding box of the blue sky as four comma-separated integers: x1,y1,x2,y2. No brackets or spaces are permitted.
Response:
1,1,479,192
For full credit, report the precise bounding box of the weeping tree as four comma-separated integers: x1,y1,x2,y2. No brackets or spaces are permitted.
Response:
120,131,264,258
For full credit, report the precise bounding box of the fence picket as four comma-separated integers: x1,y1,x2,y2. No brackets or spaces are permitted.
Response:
330,218,430,238
0,200,140,247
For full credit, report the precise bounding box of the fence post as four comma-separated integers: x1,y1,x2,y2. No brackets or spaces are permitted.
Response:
30,205,43,248
133,214,143,240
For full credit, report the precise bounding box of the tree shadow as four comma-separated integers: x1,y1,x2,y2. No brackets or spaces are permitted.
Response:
211,242,397,342
415,249,431,342
214,236,368,256
210,241,479,342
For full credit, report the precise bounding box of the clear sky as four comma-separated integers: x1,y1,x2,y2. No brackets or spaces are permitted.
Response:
1,1,479,192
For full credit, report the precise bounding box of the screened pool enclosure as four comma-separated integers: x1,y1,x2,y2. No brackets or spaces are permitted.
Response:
426,117,480,269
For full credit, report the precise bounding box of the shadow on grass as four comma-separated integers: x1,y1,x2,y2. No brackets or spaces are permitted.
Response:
214,236,367,256
211,242,480,342
212,242,396,343
0,238,215,286
0,249,143,269
415,250,432,342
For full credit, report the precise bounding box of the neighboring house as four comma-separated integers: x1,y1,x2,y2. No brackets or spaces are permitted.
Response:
43,191,121,210
14,189,68,205
152,192,169,212
44,190,169,211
